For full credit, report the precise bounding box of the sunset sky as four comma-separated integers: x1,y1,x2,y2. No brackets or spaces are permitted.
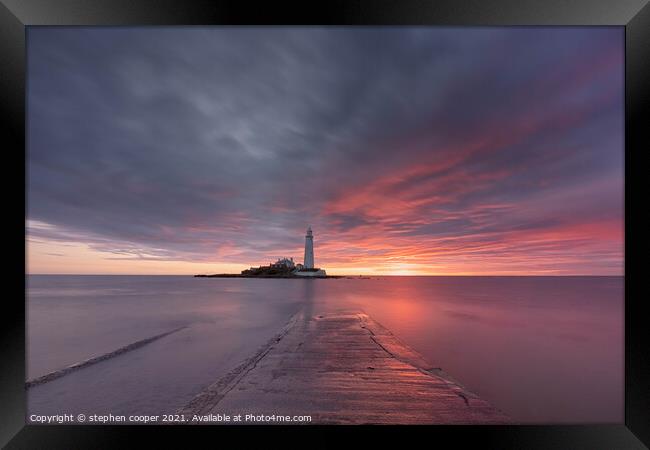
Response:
26,27,624,275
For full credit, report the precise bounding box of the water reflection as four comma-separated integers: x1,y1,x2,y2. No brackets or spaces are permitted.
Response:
27,275,623,423
307,276,623,423
301,279,315,330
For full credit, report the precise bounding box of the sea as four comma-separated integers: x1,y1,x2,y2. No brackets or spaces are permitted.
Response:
26,275,623,423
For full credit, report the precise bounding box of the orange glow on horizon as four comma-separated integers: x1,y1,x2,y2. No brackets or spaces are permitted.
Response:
27,234,623,276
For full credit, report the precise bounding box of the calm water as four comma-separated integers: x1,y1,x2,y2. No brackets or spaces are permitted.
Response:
26,275,623,423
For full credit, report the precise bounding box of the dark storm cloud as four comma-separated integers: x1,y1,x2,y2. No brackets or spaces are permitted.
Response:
27,27,623,272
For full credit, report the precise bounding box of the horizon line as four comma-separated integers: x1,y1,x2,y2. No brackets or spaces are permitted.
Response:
26,273,624,277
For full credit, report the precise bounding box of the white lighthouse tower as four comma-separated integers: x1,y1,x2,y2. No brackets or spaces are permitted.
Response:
294,225,326,277
304,225,314,269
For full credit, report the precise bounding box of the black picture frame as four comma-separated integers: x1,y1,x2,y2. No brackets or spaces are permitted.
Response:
2,1,648,448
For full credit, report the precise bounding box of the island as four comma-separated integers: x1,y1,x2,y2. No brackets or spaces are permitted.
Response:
195,226,343,279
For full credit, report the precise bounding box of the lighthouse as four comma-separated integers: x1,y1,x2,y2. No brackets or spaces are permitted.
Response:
303,225,314,269
294,226,326,276
238,225,325,277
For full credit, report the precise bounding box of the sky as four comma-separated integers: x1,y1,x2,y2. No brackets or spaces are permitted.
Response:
26,27,624,275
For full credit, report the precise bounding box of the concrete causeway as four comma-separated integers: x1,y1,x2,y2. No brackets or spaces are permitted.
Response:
179,311,510,424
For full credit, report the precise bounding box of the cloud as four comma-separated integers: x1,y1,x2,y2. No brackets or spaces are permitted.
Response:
27,27,623,274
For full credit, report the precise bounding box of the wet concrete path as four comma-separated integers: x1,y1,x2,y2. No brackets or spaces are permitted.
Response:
179,311,510,424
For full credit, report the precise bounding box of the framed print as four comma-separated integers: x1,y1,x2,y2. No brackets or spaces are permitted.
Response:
2,0,649,448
